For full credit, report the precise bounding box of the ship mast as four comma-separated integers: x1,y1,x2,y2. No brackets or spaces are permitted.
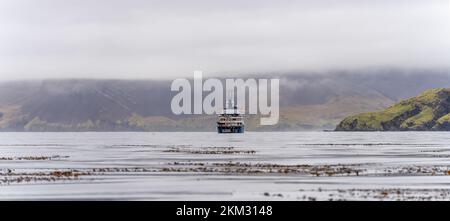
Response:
226,90,235,109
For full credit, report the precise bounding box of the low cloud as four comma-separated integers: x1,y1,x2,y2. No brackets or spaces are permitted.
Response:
0,0,449,80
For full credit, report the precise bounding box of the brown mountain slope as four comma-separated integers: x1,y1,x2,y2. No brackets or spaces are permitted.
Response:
0,77,396,131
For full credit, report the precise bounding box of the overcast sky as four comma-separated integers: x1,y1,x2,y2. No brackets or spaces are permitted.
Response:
0,0,449,80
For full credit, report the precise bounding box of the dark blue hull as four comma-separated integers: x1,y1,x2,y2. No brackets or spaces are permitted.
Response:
217,126,244,133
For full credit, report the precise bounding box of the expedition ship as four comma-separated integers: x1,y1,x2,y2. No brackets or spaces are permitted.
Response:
217,99,244,133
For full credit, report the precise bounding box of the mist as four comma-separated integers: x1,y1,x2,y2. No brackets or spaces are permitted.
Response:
0,0,449,80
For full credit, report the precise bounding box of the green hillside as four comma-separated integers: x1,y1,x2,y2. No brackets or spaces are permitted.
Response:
335,88,450,131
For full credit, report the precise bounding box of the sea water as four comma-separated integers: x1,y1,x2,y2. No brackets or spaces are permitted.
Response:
0,132,449,200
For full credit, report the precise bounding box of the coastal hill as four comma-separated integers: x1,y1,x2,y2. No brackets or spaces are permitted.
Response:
336,88,450,131
1,70,450,132
0,77,393,132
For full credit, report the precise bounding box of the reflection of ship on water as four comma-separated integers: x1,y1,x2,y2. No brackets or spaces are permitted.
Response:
217,98,244,133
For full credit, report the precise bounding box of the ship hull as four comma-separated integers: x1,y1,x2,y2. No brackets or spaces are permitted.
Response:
217,126,244,133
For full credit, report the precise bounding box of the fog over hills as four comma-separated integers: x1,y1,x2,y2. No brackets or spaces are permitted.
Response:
0,69,449,131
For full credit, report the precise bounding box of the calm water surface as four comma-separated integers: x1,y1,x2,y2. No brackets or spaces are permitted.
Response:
0,132,450,200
